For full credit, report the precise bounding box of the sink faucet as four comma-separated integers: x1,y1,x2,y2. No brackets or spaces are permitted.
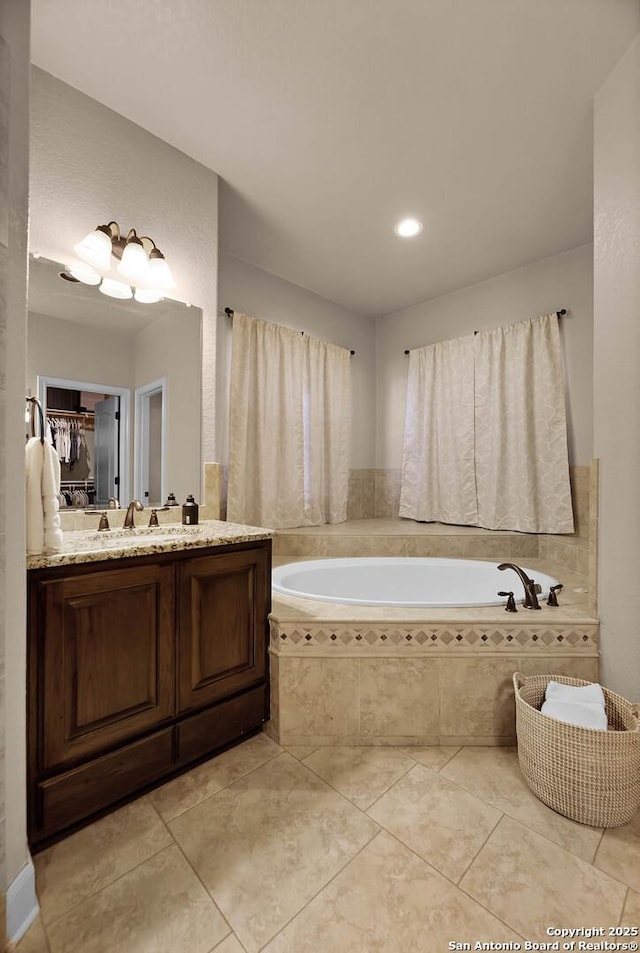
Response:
497,562,542,610
123,499,144,528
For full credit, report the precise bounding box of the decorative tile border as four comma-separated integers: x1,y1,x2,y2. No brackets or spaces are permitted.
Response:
270,620,599,654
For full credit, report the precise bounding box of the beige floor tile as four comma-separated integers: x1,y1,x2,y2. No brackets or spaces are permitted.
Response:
169,752,378,953
621,889,640,926
212,935,246,953
149,732,282,821
461,815,627,940
263,831,521,952
301,746,413,809
441,746,603,862
367,764,501,882
46,845,229,953
284,745,319,759
595,809,640,892
395,745,460,771
34,797,172,925
15,917,50,952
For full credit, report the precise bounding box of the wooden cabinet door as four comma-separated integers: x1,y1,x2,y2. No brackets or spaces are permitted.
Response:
38,564,175,772
177,548,268,714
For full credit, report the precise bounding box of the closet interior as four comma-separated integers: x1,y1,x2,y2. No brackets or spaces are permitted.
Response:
46,387,102,507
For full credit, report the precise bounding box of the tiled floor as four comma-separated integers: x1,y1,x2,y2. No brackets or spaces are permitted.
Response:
17,732,639,953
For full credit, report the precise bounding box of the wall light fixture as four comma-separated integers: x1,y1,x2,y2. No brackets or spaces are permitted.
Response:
63,221,176,302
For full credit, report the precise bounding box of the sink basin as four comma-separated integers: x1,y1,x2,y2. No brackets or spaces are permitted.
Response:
82,525,202,543
64,524,205,552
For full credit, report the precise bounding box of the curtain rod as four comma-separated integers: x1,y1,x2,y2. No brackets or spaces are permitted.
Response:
224,306,356,355
403,309,567,355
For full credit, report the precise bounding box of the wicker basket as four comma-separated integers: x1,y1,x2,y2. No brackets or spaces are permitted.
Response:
513,672,640,828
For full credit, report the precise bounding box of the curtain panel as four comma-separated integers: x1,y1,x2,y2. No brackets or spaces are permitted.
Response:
399,313,574,534
474,313,574,532
399,334,478,525
227,312,351,529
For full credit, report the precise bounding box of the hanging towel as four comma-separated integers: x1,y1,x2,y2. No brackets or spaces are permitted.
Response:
26,436,63,555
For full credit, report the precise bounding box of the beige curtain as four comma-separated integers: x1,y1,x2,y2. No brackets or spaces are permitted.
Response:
399,313,574,533
227,312,351,528
474,313,574,532
399,334,478,525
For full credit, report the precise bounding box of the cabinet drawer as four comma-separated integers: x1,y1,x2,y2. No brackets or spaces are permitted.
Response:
177,685,267,765
34,728,174,842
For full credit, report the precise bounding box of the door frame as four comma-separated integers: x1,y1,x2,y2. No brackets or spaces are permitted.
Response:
134,377,167,505
37,375,131,505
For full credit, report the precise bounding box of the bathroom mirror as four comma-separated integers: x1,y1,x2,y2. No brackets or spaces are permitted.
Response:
27,255,202,508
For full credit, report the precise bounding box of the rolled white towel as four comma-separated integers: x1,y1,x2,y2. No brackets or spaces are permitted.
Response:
545,680,605,708
541,699,608,731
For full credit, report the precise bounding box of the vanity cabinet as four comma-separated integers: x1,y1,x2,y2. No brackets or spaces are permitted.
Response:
28,539,271,848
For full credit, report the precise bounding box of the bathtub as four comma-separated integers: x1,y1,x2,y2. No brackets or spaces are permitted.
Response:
272,556,559,608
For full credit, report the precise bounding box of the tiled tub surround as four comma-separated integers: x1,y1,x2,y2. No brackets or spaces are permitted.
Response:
269,515,599,746
342,460,598,588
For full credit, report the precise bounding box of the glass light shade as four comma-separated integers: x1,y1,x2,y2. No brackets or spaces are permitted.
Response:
68,263,102,286
73,228,113,271
394,217,423,238
148,254,176,290
99,278,133,300
134,287,163,304
117,239,149,283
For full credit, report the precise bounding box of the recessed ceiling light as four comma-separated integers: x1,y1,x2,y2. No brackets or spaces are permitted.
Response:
394,217,423,238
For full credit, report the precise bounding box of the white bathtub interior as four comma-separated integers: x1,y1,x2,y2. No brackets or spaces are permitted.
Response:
271,556,559,608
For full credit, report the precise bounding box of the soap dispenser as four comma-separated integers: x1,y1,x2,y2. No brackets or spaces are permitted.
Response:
182,494,199,525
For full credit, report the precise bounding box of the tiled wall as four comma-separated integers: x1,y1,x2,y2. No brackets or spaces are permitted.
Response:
347,464,594,530
347,463,597,587
268,651,599,747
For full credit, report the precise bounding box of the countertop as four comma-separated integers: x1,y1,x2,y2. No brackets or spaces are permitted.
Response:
27,520,274,569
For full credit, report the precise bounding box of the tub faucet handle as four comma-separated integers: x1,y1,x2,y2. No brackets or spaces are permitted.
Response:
547,583,563,607
498,590,517,612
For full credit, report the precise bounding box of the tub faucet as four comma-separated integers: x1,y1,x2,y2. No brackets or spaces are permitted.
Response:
497,563,542,610
123,499,144,528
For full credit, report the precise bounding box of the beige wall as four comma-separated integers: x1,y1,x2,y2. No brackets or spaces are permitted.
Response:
27,311,135,394
29,67,219,468
133,308,201,503
1,0,30,904
594,35,640,701
217,251,376,468
375,244,594,468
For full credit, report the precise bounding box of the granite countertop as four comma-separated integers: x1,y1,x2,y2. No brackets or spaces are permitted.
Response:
27,520,274,569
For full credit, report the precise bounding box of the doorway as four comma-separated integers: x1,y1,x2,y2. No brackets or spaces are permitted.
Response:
37,375,131,506
134,378,167,505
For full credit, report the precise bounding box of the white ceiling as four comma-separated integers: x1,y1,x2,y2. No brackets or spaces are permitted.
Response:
31,0,639,318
